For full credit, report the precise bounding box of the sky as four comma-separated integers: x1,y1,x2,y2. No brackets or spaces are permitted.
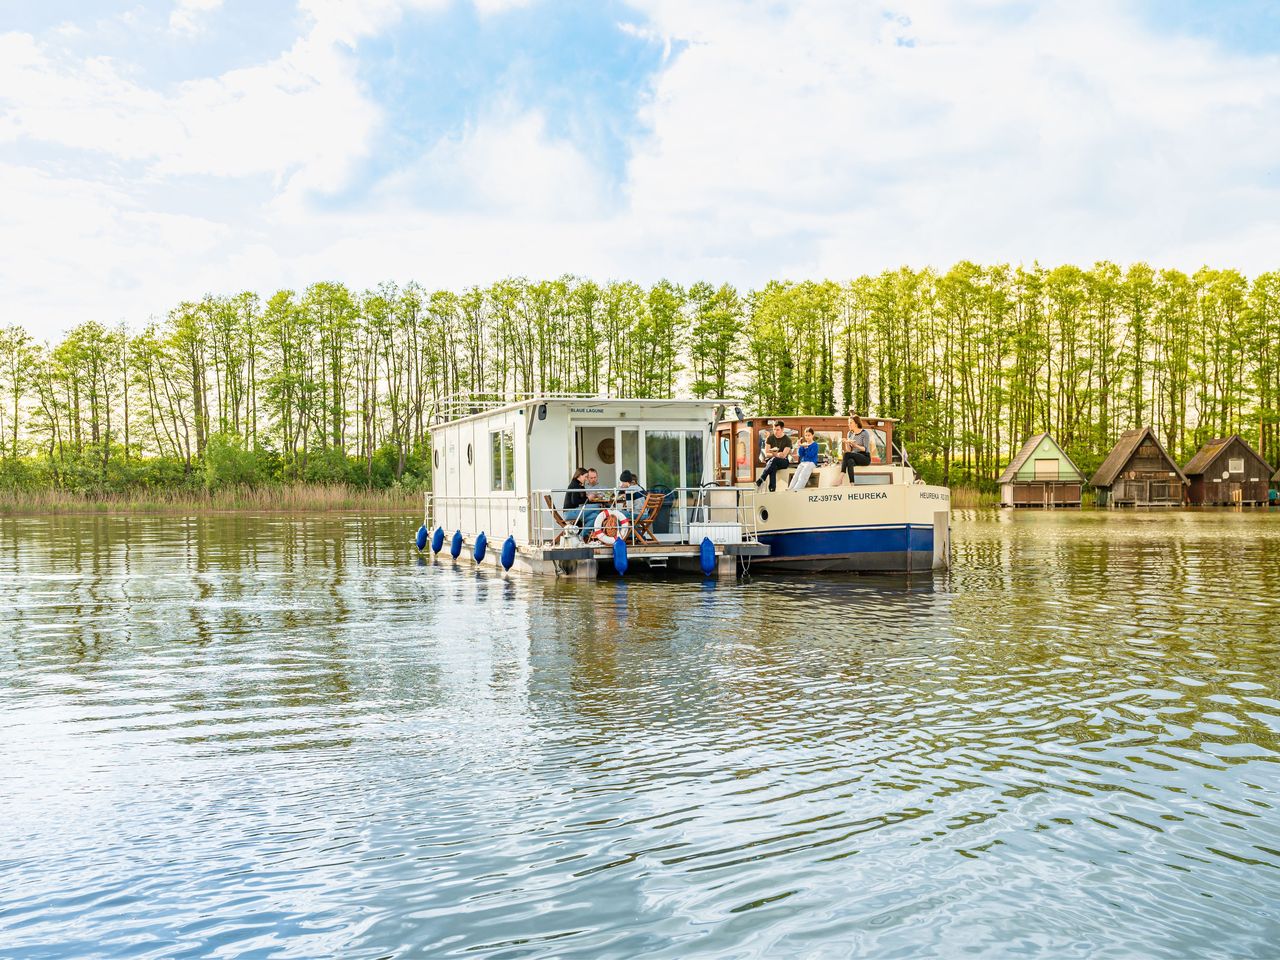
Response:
2,0,1280,338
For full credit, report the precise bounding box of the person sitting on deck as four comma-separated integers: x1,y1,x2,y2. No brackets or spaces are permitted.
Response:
788,426,820,491
841,413,872,484
756,420,793,493
564,466,588,513
617,469,646,518
571,467,608,529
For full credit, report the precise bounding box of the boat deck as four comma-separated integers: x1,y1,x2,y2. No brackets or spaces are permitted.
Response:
535,541,770,562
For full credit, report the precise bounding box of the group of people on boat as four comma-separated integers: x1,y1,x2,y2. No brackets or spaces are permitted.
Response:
562,465,646,531
755,413,876,493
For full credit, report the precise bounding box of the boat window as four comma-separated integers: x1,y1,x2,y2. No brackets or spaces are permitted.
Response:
868,429,887,463
433,447,440,470
684,432,704,487
490,429,515,491
815,431,841,463
735,428,752,481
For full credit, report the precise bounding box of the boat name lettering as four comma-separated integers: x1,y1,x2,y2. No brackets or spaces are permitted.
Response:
806,491,889,503
919,491,948,500
569,407,606,414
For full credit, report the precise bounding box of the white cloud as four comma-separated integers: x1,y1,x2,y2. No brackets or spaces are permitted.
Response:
0,30,376,192
169,0,225,35
5,0,1280,340
620,0,1280,277
375,110,608,219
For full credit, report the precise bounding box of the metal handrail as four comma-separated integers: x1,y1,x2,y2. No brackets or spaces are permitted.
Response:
429,392,599,424
530,485,759,547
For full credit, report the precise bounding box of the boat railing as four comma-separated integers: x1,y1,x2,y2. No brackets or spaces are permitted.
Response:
530,486,759,547
429,392,598,424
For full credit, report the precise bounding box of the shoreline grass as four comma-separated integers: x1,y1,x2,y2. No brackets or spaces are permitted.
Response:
0,484,423,515
947,484,999,509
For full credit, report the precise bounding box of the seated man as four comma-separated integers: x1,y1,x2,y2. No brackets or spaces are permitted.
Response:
755,420,793,493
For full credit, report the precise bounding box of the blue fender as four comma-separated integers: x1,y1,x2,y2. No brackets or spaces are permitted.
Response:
431,526,445,554
473,531,487,563
450,530,463,559
613,537,628,576
500,536,516,570
415,524,428,551
700,536,717,577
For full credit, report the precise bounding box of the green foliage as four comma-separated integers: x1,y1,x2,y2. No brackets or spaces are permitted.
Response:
4,267,1280,496
204,432,260,490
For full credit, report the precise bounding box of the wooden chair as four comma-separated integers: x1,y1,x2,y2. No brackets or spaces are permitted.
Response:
543,494,574,544
631,492,668,544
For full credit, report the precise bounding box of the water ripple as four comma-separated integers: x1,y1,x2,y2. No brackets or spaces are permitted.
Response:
1,511,1279,958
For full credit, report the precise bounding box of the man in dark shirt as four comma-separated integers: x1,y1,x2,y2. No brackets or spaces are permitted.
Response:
756,421,793,492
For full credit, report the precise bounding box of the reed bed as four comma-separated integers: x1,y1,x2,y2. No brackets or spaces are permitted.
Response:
947,484,999,509
0,484,421,515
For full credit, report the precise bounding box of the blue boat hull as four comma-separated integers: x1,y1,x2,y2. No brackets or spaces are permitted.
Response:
755,524,936,572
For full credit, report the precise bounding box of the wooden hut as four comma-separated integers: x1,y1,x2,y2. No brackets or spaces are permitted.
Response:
998,433,1085,507
1091,427,1187,507
1183,435,1273,505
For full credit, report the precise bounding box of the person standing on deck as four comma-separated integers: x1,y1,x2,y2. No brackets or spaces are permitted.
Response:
788,427,820,491
841,414,872,484
756,421,793,493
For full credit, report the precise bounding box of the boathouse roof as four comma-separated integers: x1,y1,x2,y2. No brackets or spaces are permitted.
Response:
1183,434,1270,476
997,433,1085,485
1091,426,1187,488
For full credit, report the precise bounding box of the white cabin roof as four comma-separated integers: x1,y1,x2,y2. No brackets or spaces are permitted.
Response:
431,395,742,429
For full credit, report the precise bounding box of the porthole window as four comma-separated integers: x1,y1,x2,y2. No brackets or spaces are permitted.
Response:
433,447,440,469
466,443,473,465
759,508,769,522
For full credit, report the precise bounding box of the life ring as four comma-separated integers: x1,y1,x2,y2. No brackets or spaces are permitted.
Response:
593,509,631,545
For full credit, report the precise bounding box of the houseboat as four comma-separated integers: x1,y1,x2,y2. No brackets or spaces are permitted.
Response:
423,395,950,577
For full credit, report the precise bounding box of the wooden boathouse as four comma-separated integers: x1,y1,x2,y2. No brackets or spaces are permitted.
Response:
1183,435,1273,505
1091,427,1187,507
998,433,1085,507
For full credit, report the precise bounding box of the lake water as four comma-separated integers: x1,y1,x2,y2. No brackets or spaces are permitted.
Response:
2,510,1279,959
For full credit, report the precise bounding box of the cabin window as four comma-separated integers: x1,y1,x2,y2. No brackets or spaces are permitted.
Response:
490,429,514,491
1229,458,1244,474
735,428,752,481
1034,458,1058,480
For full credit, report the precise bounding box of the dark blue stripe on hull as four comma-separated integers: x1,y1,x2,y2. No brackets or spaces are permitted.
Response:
758,525,933,559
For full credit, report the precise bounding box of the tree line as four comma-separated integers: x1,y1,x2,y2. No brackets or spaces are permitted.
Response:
0,263,1277,492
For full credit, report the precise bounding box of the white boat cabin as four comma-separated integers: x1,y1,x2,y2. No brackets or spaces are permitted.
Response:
429,396,730,546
